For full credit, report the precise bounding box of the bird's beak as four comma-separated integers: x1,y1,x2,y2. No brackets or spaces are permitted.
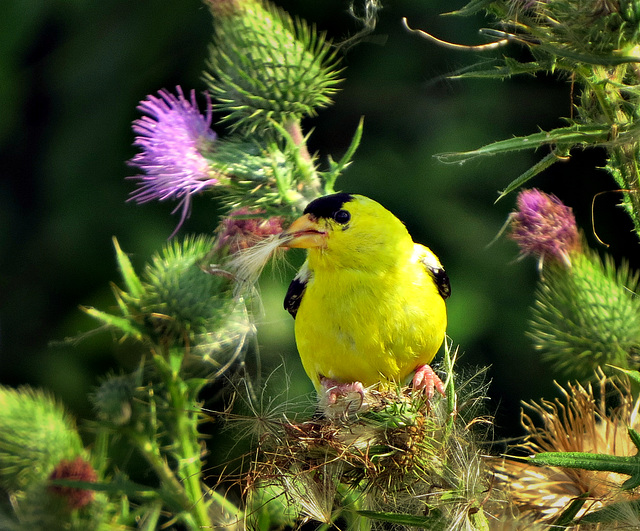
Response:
279,214,327,249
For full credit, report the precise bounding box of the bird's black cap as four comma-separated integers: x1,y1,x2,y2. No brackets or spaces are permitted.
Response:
303,193,354,219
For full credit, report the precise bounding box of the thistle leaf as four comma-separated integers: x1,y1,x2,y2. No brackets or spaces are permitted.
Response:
448,57,551,80
357,509,447,529
323,117,365,194
113,236,143,299
435,123,615,164
81,306,144,340
530,451,640,490
496,151,562,202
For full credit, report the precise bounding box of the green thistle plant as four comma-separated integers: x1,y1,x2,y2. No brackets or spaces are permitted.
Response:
84,235,255,376
204,0,342,135
128,0,361,230
508,189,640,380
240,348,494,530
488,373,640,526
0,387,112,531
430,0,640,239
0,386,85,493
531,251,640,378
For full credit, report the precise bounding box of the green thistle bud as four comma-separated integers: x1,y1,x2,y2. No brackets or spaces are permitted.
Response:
142,236,255,374
91,373,137,425
530,251,640,378
0,386,84,493
204,0,342,133
508,189,640,378
85,236,254,376
142,234,231,340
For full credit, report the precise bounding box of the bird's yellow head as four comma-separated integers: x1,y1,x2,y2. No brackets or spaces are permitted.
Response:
279,193,413,271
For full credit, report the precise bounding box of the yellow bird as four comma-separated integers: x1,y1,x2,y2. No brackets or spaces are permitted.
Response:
279,193,450,402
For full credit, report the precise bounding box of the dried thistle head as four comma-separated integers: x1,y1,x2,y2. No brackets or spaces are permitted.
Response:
242,362,495,529
488,371,640,524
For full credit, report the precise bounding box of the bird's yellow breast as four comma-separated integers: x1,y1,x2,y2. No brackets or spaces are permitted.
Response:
295,243,447,390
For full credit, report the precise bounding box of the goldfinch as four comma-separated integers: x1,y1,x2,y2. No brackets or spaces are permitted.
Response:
279,193,450,402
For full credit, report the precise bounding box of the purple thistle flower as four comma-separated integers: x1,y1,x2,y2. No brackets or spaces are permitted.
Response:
128,87,218,235
510,189,581,266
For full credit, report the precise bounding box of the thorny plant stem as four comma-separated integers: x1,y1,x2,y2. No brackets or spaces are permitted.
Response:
284,118,323,197
153,351,213,530
127,430,200,527
586,64,640,239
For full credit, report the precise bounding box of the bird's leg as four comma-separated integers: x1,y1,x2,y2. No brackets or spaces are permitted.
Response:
412,364,445,400
320,378,365,405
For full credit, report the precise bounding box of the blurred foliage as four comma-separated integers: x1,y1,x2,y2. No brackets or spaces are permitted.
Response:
2,0,639,446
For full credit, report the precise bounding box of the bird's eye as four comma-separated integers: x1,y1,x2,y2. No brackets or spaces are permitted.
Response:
333,209,351,224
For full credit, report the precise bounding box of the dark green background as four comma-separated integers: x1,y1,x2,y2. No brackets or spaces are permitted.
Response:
2,0,637,438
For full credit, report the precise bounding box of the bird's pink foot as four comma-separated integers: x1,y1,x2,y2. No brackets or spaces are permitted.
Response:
320,378,365,405
412,364,445,400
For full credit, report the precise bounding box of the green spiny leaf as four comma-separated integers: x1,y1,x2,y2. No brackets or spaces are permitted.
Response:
496,150,562,202
537,42,640,66
531,451,640,490
81,306,144,340
443,0,494,17
435,123,616,164
357,509,447,529
448,57,551,80
113,236,143,299
323,116,364,194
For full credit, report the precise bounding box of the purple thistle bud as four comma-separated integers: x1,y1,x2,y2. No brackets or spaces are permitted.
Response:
510,189,581,265
205,0,243,16
128,87,218,236
216,208,284,254
48,456,98,510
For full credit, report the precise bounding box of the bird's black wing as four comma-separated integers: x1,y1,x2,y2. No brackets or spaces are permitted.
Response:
417,246,451,300
431,267,451,300
284,261,311,318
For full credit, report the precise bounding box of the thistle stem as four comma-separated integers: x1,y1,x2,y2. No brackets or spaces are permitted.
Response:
152,351,213,529
284,118,323,198
127,431,199,524
586,65,640,239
